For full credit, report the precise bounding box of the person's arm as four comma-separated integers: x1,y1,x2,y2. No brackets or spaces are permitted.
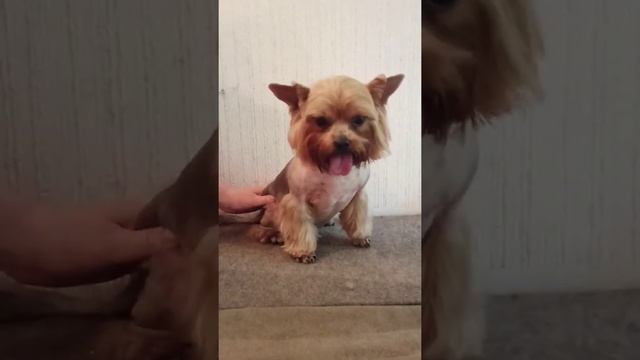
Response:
0,192,30,228
219,184,275,214
0,192,34,272
0,191,176,287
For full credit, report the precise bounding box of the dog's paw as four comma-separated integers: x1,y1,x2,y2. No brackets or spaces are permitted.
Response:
352,237,371,248
259,232,283,245
252,226,282,245
268,234,284,245
294,253,317,264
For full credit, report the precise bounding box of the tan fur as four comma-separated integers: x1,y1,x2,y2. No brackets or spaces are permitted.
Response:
423,0,543,358
263,74,403,262
130,230,217,360
273,75,400,171
339,190,372,247
424,210,472,360
279,193,318,260
423,0,543,139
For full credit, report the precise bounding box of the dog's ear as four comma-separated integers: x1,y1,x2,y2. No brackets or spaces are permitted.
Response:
268,82,310,110
367,74,404,106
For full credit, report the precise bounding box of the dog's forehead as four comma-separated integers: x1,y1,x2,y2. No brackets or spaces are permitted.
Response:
304,76,375,116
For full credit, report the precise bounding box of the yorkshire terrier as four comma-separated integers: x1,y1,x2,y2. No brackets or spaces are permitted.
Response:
423,0,542,359
254,74,403,263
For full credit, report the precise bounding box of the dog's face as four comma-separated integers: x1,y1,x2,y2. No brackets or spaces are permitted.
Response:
269,74,403,176
423,0,543,139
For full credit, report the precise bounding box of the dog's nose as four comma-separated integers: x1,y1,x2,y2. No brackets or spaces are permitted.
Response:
334,137,350,152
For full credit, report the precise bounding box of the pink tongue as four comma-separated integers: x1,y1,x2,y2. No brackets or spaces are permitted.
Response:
329,154,353,176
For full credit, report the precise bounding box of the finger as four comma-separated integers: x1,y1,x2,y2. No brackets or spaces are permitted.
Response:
110,227,177,264
253,194,275,206
241,194,274,209
237,194,275,213
224,195,274,214
102,199,149,227
250,186,267,195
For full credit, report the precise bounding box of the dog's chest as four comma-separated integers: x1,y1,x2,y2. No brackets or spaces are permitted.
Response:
287,158,369,223
422,126,479,236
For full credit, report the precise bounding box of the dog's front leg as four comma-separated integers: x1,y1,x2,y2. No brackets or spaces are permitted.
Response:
339,190,372,247
278,194,317,263
424,208,484,359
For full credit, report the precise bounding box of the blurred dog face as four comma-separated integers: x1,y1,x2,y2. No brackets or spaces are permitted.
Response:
423,0,543,139
269,74,403,175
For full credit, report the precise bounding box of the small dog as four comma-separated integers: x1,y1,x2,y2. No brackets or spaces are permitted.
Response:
422,0,542,359
254,74,403,263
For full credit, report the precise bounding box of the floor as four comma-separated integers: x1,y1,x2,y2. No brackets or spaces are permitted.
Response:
484,290,640,360
219,216,421,308
219,305,421,360
218,215,422,359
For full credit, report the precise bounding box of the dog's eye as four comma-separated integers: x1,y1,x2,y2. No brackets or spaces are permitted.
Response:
315,117,330,129
351,116,366,127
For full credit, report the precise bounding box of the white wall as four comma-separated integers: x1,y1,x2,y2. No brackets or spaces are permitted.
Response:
466,0,640,294
218,0,421,216
0,0,216,201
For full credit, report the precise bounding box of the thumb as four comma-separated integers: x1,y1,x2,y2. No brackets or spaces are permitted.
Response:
248,193,274,208
111,227,177,263
250,186,267,195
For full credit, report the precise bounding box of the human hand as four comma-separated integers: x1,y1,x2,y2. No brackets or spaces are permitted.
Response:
219,184,275,214
0,199,176,287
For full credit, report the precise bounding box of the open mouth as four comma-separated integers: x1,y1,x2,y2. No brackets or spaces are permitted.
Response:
328,153,354,176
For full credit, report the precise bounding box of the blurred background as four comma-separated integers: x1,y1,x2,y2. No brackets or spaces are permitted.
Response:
465,0,640,294
0,0,217,202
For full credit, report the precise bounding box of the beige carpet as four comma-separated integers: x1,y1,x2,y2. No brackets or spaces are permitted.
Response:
219,216,421,309
485,290,640,359
219,305,421,360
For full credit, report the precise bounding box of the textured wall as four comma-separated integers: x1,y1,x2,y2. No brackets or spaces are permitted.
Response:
0,0,216,202
218,0,422,216
465,0,640,293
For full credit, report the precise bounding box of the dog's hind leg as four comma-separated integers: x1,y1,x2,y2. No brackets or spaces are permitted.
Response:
249,204,282,245
249,225,282,245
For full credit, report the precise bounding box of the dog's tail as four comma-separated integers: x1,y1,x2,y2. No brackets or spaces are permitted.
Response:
219,209,263,225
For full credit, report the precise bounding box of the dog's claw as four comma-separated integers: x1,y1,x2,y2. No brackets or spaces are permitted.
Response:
353,237,370,248
295,254,317,264
258,231,282,245
269,235,284,245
